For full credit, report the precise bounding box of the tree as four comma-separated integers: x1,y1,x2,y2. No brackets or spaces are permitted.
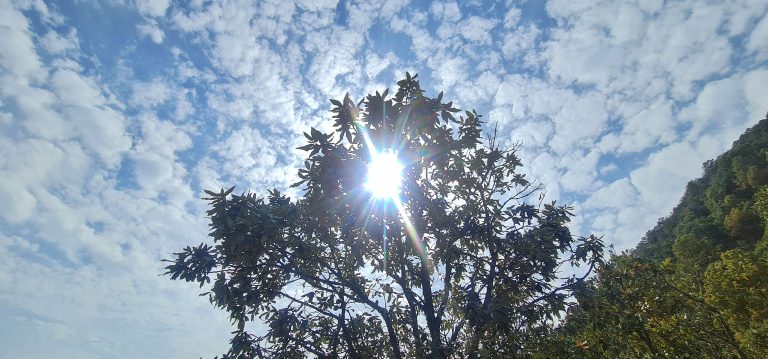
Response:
753,185,768,221
164,74,604,358
705,243,768,356
551,117,768,359
724,207,764,246
548,253,753,359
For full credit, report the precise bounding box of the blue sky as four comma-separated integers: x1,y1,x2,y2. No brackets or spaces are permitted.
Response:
0,0,767,357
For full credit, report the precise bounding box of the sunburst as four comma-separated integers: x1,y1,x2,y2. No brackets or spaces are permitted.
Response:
365,149,404,200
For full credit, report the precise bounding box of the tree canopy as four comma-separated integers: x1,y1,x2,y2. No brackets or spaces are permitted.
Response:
549,116,768,358
165,74,604,358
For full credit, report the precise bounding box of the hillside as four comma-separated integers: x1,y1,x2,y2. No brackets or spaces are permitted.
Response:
535,115,768,358
634,115,768,262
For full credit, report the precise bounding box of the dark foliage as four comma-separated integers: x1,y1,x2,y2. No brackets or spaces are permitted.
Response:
165,74,604,358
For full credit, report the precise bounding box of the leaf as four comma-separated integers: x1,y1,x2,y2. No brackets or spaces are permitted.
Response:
297,144,314,151
310,127,322,139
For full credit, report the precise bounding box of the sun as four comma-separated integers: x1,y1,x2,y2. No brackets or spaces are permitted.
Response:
365,149,404,200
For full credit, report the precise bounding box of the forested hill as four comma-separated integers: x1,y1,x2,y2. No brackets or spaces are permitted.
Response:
634,115,768,262
535,115,768,358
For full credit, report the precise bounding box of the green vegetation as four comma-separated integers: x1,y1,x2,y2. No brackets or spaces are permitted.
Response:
547,116,768,358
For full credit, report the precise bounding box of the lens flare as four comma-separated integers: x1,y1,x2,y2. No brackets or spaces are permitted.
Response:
356,124,426,269
365,149,403,199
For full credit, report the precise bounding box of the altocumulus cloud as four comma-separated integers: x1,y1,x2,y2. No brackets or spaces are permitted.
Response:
0,0,766,357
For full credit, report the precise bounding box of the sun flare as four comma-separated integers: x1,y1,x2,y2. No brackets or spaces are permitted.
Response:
365,149,403,200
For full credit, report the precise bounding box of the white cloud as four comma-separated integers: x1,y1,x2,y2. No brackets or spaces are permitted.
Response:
558,149,602,192
725,0,768,36
613,99,676,153
380,0,409,20
137,20,164,43
493,74,608,154
583,178,638,211
501,24,540,59
302,24,369,95
744,69,768,121
0,3,235,358
430,56,467,89
194,157,225,193
132,152,174,191
451,70,501,107
609,4,645,44
390,11,437,61
493,115,553,149
679,74,753,141
50,69,132,166
0,177,37,224
503,7,521,29
0,239,232,358
630,141,702,212
0,0,46,83
39,29,79,53
296,0,338,13
0,110,11,125
458,16,497,44
210,125,298,193
430,1,462,22
543,0,740,102
130,79,171,108
747,14,768,62
127,113,194,202
135,0,170,17
173,90,195,120
364,51,396,80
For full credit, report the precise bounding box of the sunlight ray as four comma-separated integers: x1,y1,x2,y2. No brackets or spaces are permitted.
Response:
393,196,426,262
